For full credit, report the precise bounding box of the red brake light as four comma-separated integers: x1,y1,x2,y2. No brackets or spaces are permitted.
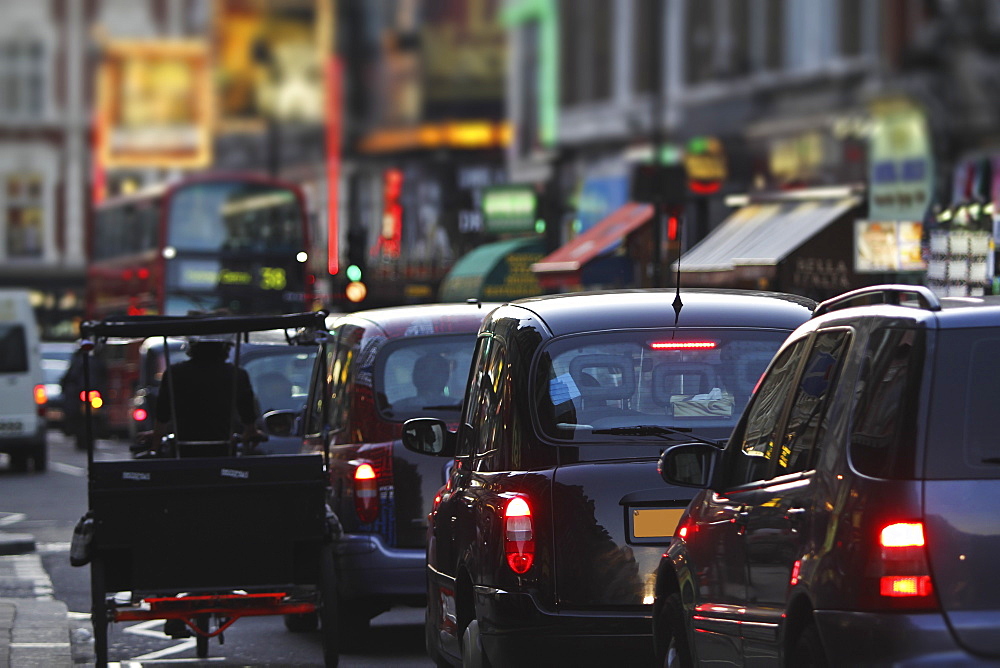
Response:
504,496,535,574
875,521,936,606
33,384,46,405
354,463,379,524
132,408,148,422
80,390,103,409
880,522,924,548
649,341,717,350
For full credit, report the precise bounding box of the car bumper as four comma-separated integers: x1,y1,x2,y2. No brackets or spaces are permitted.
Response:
815,610,992,666
334,533,425,604
474,586,654,666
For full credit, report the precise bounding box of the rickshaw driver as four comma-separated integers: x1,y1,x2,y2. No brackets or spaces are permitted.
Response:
144,335,261,456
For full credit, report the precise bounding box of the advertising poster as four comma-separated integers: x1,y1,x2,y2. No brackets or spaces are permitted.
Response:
855,220,925,273
95,40,212,168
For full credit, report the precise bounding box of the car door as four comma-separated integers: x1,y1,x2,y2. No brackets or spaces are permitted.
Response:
687,338,807,665
740,329,851,666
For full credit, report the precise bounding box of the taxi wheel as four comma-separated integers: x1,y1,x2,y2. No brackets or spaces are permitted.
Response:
461,618,491,668
195,615,209,658
789,622,828,668
660,593,693,668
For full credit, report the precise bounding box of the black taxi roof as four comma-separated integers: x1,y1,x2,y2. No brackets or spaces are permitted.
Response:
503,289,816,338
327,301,501,338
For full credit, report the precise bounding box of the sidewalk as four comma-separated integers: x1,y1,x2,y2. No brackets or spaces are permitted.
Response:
0,531,76,667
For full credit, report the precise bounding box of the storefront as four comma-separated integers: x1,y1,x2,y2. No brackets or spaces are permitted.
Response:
439,235,545,302
674,188,868,301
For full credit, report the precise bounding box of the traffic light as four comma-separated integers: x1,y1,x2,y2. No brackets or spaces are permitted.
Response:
344,226,368,304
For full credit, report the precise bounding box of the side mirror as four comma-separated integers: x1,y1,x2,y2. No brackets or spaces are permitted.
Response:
263,409,300,437
401,417,455,457
658,442,722,489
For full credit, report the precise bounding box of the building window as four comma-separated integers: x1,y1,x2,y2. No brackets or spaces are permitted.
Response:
5,174,43,258
559,0,613,105
762,0,786,71
0,40,45,119
632,0,661,94
839,0,864,57
684,0,715,84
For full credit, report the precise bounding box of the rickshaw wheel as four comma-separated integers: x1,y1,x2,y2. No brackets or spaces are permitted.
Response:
319,546,340,667
196,615,210,658
89,557,110,667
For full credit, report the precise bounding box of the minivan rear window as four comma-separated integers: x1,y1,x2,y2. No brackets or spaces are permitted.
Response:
0,324,28,373
925,329,1000,480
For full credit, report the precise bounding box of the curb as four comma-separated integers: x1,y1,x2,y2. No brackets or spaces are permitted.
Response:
0,532,35,557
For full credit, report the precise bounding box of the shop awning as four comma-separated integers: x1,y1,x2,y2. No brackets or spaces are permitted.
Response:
674,195,861,273
439,236,546,303
531,202,654,278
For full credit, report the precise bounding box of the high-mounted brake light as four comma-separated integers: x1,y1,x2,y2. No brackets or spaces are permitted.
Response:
876,521,936,605
504,496,535,574
354,463,379,524
649,341,717,350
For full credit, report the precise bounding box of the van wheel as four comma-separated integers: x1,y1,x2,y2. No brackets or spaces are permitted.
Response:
461,618,491,668
789,622,828,668
9,453,29,473
33,445,47,472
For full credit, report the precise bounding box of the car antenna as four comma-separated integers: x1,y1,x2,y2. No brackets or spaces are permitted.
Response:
671,211,684,325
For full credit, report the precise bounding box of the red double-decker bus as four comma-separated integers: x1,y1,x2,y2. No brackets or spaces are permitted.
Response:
85,173,316,436
87,172,315,319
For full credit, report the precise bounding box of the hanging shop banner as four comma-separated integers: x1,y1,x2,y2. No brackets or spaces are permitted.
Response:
868,98,934,222
854,220,925,273
213,0,331,127
95,40,212,168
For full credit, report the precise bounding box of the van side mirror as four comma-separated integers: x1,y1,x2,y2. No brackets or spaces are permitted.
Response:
401,417,455,457
658,442,722,488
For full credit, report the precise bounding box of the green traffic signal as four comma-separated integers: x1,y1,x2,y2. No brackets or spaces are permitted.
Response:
346,264,363,282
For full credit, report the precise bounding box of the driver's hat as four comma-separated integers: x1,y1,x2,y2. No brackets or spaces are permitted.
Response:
184,333,235,355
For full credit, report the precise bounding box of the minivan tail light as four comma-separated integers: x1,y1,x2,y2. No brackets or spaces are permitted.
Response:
504,496,534,574
354,463,379,524
876,521,936,607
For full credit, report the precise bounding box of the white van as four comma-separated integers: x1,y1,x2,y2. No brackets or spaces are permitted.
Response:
0,289,47,471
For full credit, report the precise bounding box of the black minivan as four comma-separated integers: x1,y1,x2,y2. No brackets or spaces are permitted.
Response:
655,285,1000,666
402,289,814,667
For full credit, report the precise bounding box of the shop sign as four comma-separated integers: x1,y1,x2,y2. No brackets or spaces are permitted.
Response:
791,257,851,292
868,98,933,222
854,220,925,273
482,186,538,234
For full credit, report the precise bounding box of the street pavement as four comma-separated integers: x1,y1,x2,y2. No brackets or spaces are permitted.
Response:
0,530,80,667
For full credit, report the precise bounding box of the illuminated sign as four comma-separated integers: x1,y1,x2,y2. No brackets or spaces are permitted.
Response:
95,40,212,168
176,260,287,290
854,220,925,273
482,186,538,234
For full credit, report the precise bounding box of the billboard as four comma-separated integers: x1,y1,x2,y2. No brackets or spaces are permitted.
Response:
95,40,212,168
854,220,925,273
213,0,331,127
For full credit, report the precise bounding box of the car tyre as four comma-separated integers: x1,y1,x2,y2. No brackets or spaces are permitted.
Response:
461,618,491,668
789,622,828,668
283,611,318,632
318,546,340,667
33,443,47,472
659,593,693,668
9,452,29,473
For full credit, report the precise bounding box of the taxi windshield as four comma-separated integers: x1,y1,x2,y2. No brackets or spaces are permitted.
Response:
534,328,789,443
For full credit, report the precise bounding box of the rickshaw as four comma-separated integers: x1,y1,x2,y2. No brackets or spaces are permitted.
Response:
72,311,338,667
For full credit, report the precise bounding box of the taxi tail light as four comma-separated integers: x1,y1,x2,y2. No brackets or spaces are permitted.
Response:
504,496,535,574
354,463,379,524
33,384,46,416
875,521,937,609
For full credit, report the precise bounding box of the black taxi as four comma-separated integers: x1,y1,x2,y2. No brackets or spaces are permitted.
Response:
401,289,815,666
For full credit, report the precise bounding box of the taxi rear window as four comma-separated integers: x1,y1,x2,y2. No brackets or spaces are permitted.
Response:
375,334,476,422
535,328,789,443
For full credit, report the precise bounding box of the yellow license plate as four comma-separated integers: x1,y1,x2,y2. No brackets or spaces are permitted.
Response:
632,507,685,539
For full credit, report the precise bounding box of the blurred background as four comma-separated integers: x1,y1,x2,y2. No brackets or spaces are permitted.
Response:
3,0,1000,340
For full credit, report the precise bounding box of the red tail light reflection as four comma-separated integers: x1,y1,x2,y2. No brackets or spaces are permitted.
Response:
354,463,379,523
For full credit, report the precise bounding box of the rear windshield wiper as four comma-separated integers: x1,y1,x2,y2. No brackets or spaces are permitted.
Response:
591,425,723,447
982,457,1000,465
